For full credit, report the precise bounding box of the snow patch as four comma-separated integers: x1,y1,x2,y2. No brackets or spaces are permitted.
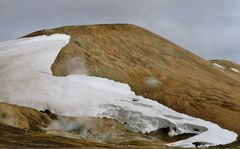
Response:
0,34,237,148
213,63,225,69
145,76,162,87
231,68,240,73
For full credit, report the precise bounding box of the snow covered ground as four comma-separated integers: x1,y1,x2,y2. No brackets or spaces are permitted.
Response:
0,34,237,148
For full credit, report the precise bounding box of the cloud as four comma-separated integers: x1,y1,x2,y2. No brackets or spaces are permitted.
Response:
0,0,239,63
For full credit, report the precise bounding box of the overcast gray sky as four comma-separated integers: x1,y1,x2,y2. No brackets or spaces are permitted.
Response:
0,0,240,63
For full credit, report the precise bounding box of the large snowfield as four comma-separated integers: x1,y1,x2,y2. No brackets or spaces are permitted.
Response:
0,34,237,148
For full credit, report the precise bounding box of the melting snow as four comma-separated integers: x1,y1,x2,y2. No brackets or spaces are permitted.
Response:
213,63,225,69
0,34,237,148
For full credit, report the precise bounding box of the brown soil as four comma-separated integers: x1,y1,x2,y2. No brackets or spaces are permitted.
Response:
0,123,114,149
23,24,240,133
1,121,239,149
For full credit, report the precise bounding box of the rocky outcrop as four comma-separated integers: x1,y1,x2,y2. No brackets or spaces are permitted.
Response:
23,24,240,133
0,102,51,130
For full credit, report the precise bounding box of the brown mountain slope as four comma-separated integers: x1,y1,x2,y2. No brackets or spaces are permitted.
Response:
210,60,240,81
23,24,240,133
210,60,240,69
